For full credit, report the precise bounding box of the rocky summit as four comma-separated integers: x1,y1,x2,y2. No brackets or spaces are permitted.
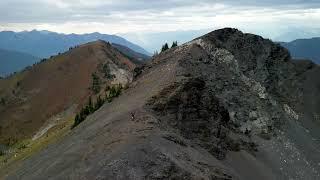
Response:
4,28,320,180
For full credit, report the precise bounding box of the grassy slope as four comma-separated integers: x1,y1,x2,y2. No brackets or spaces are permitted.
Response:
0,116,74,176
0,40,136,144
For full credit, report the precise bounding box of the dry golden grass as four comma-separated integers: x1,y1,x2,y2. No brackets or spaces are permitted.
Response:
0,115,74,177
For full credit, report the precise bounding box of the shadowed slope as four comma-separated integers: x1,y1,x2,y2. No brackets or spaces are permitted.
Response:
281,38,320,64
0,49,40,77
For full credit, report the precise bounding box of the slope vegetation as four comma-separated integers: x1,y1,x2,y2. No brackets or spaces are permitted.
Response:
0,40,137,146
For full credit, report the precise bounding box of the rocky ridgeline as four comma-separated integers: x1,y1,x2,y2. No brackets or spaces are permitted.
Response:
145,28,320,179
148,28,293,157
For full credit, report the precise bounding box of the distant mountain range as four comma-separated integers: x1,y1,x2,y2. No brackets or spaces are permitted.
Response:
280,38,320,64
274,27,320,42
1,29,318,78
111,43,150,63
0,49,40,77
0,30,151,77
0,30,150,58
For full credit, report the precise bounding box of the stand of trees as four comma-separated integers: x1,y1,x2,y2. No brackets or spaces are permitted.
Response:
161,43,169,52
161,41,178,52
171,41,178,48
72,84,123,129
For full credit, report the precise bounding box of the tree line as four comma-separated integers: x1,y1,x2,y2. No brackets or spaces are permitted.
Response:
72,84,123,129
154,41,178,55
161,41,178,52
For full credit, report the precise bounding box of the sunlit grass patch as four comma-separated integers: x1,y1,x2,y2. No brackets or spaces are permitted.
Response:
0,115,74,176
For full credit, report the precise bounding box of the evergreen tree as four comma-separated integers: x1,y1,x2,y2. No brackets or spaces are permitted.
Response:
72,84,123,129
74,114,80,125
161,43,169,52
72,114,82,129
171,41,178,48
95,95,104,109
88,96,93,113
84,106,90,115
79,109,84,119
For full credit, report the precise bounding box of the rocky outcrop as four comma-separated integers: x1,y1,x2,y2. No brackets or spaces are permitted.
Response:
146,28,320,179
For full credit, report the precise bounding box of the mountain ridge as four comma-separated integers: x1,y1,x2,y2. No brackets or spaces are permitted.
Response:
111,43,151,62
0,49,40,77
280,37,320,64
0,30,151,58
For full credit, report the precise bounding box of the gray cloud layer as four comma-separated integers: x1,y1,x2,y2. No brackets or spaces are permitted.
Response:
0,0,320,43
1,0,320,23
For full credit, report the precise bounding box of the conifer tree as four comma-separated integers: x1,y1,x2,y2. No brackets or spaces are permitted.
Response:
72,84,123,129
171,41,178,48
95,95,104,110
88,96,93,113
161,43,169,52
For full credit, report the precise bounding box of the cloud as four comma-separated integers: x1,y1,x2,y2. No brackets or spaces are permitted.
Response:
1,0,320,22
0,0,320,42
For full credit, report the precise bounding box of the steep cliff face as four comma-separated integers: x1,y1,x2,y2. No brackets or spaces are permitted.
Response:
4,28,320,180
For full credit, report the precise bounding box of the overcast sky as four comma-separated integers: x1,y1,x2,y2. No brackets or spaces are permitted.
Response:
0,0,320,43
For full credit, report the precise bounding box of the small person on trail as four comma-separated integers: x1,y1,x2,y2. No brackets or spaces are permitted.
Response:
131,112,135,121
